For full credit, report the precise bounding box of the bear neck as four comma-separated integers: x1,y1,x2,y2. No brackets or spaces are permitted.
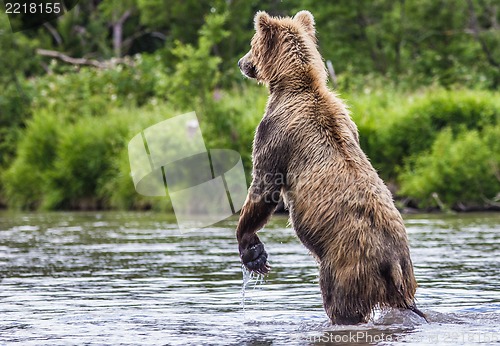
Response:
268,72,327,95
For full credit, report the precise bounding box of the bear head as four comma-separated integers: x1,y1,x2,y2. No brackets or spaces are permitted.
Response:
238,10,326,86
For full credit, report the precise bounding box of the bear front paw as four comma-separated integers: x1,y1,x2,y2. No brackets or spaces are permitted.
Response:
240,243,270,275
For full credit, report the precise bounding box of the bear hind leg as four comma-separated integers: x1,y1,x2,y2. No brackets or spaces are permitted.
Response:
319,263,372,325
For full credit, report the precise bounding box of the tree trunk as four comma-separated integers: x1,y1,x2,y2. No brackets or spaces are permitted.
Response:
112,10,131,58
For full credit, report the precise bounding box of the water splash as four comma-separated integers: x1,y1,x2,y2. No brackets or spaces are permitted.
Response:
253,273,264,290
240,265,268,316
241,265,254,313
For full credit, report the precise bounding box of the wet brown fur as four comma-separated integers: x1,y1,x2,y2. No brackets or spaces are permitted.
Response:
236,11,422,324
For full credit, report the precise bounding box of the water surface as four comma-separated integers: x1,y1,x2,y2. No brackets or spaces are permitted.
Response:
0,211,499,345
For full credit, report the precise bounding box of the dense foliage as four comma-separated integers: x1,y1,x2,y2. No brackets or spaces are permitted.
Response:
1,1,499,211
348,89,500,210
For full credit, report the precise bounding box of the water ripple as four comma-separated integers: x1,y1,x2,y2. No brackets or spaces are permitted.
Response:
0,211,499,345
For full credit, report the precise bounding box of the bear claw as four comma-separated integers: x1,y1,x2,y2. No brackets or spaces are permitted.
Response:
241,243,270,274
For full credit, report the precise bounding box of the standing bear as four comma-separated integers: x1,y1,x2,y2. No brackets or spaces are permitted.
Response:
236,10,426,324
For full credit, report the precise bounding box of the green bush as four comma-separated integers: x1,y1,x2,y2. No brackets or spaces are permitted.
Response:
399,126,500,209
2,110,61,209
41,115,129,209
345,87,407,175
0,50,173,206
346,89,500,180
380,89,500,178
101,105,179,212
0,81,36,168
2,104,189,210
1,109,128,210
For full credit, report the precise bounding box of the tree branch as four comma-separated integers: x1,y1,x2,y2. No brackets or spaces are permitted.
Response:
466,0,500,68
117,9,132,26
36,49,134,69
43,23,63,46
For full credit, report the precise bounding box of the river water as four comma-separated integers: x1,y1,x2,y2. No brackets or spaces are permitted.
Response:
0,211,499,345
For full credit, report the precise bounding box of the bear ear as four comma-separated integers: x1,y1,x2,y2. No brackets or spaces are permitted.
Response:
294,10,315,37
254,11,274,34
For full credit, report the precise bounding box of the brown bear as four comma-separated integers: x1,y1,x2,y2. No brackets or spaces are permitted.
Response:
236,10,426,324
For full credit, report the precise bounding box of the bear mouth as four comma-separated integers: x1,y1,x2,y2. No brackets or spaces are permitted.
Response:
240,63,257,79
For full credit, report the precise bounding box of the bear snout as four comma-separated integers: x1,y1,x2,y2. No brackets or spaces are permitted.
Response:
238,54,257,79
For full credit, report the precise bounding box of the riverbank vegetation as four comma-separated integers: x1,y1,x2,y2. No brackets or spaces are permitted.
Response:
1,1,499,212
